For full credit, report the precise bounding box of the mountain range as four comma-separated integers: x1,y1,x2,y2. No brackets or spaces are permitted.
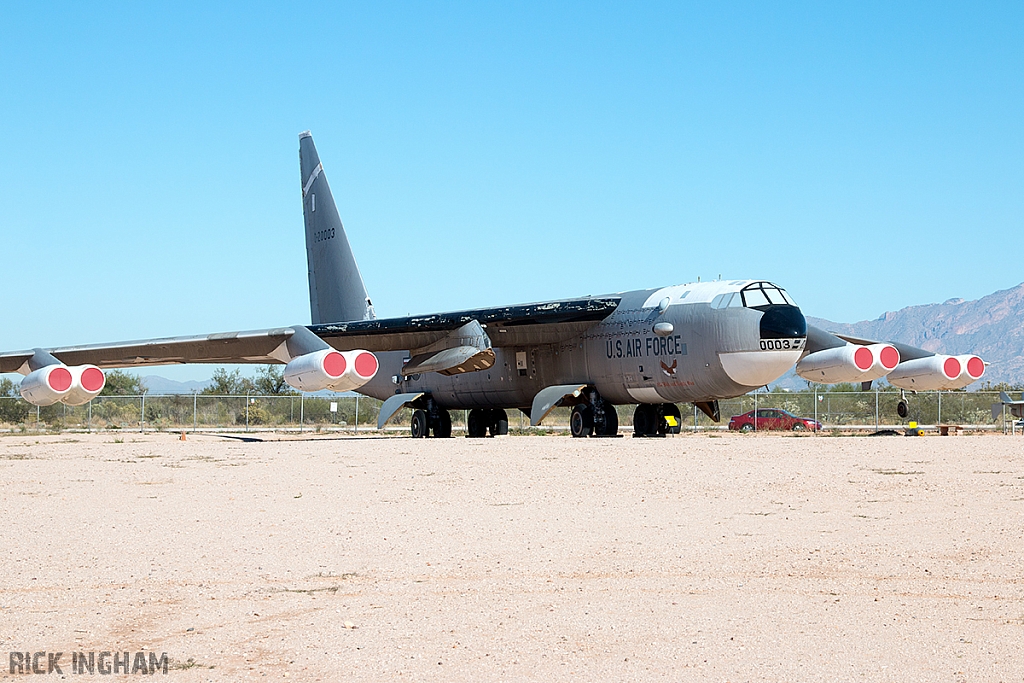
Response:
805,282,1024,387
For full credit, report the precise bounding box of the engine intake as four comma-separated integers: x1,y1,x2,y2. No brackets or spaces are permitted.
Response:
795,343,899,385
20,365,74,406
63,365,107,406
283,348,378,393
886,354,984,391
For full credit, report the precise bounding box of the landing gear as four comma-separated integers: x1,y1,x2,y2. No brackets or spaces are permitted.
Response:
410,409,428,438
633,403,682,437
409,397,453,438
467,408,509,438
434,409,452,438
569,388,618,438
896,390,910,419
491,409,509,437
570,404,593,438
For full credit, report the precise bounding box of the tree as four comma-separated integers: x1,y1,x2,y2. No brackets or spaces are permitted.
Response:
100,370,146,396
0,377,30,424
202,368,255,395
252,365,296,395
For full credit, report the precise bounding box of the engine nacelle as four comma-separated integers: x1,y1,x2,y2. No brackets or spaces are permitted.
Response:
886,354,984,391
63,365,106,406
283,348,378,393
796,343,900,384
20,365,74,406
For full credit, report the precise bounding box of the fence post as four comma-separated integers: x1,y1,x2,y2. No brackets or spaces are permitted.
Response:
354,394,359,434
299,393,304,433
937,391,942,426
88,400,92,432
875,387,879,431
140,392,146,433
813,385,818,432
754,389,758,432
36,404,40,431
193,392,198,433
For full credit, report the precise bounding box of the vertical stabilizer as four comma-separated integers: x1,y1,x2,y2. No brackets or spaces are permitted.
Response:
299,131,375,324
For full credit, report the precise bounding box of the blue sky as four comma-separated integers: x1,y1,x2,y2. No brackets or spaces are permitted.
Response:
2,2,1022,381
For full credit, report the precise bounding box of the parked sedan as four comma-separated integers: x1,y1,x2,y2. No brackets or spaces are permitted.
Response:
728,409,821,432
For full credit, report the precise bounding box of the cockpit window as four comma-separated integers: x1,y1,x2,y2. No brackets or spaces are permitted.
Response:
741,282,796,308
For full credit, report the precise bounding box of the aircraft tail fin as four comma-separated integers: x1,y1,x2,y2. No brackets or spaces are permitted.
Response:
299,131,375,324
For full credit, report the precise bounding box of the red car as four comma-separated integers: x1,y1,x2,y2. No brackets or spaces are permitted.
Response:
728,409,821,432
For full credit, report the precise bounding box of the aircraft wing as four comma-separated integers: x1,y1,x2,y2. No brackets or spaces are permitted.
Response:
310,297,621,352
804,325,934,362
0,297,621,375
0,328,297,374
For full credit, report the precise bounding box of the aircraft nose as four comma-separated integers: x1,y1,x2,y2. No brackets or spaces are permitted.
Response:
718,304,807,388
759,304,806,340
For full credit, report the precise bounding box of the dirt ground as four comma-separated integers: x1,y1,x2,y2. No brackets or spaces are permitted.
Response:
0,431,1022,681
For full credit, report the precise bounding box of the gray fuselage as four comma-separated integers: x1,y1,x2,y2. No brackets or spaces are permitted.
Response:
352,280,807,410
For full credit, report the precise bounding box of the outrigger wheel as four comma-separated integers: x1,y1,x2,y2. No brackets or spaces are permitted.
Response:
897,400,909,419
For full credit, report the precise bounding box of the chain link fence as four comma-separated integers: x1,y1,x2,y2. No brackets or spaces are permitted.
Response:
0,389,1019,434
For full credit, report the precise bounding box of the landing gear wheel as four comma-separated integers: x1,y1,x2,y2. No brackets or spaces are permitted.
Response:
433,409,452,438
489,409,509,437
633,404,657,437
410,409,428,438
467,409,488,438
662,403,682,434
594,401,618,436
570,404,594,438
897,400,909,419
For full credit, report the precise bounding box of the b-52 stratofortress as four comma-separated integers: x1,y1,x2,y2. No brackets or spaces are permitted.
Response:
0,132,987,437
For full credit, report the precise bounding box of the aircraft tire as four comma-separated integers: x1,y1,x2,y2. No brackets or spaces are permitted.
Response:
595,402,618,436
434,409,452,438
897,400,909,419
489,409,509,437
633,404,656,436
411,410,428,438
570,405,594,438
467,409,488,438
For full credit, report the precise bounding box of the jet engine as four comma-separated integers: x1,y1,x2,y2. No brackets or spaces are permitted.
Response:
63,365,107,406
795,343,900,384
283,348,378,393
20,364,107,406
886,354,984,391
19,365,74,406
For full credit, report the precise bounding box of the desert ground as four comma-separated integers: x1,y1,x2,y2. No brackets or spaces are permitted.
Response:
1,431,1022,682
